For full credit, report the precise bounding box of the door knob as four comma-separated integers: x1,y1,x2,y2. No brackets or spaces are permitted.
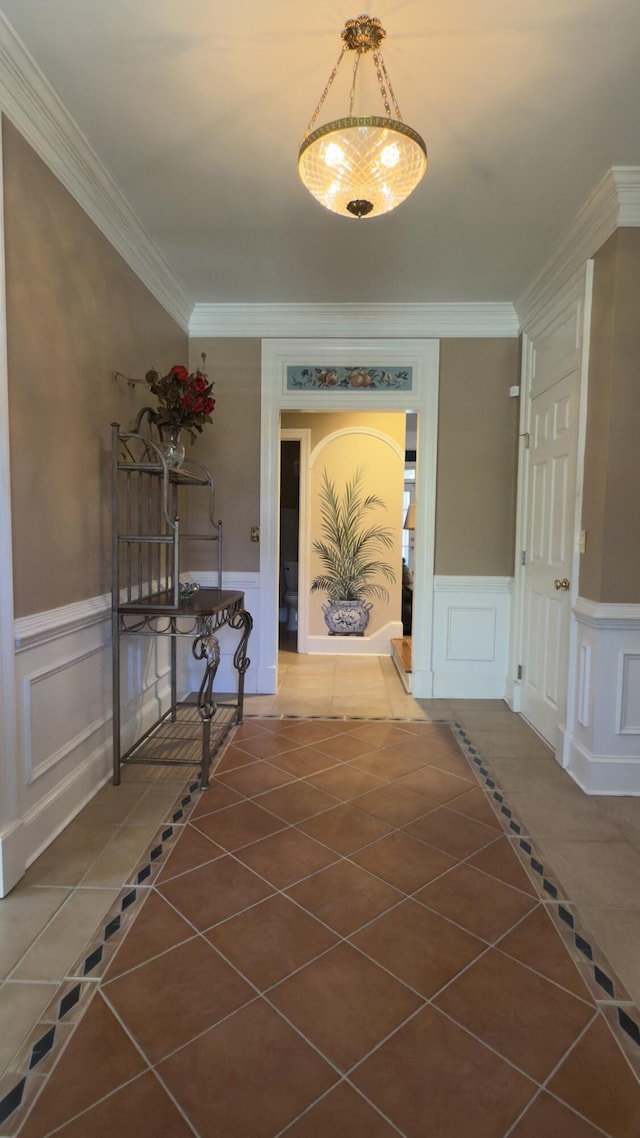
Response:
554,578,570,591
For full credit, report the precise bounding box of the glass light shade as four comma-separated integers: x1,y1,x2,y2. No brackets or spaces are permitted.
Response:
298,115,427,219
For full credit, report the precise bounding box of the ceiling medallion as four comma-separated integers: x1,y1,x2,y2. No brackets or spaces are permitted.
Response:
298,14,427,219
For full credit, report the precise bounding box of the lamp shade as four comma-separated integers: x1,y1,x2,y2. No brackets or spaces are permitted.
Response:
298,116,427,219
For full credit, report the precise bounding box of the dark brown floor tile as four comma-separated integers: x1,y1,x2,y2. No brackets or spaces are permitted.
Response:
351,899,486,997
286,860,402,935
158,998,337,1138
353,782,435,826
298,802,392,855
269,745,343,777
284,1080,399,1137
509,1092,608,1138
269,941,422,1071
415,863,537,941
103,891,195,980
275,720,343,743
497,905,595,1001
468,835,538,895
352,1004,535,1138
189,778,244,817
350,740,429,780
155,822,223,882
235,732,301,760
350,830,456,893
235,827,337,888
434,947,595,1082
548,1017,640,1138
44,1071,196,1138
206,894,338,989
210,743,258,775
396,764,474,803
447,784,503,830
345,721,420,747
404,805,498,859
255,780,339,822
18,994,146,1138
216,759,294,797
305,764,385,801
312,733,376,762
104,936,254,1063
157,854,273,929
232,721,273,740
191,799,285,850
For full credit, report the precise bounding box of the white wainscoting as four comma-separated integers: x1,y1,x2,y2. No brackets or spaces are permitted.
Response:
565,598,640,794
432,577,513,699
11,571,260,877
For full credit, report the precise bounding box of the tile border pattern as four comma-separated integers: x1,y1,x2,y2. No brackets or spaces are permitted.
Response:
1,716,639,1134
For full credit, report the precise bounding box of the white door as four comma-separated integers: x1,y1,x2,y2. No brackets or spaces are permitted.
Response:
521,369,579,745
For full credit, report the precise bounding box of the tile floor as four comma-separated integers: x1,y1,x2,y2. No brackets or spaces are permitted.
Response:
1,647,639,1136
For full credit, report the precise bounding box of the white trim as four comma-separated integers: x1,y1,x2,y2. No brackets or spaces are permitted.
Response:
260,338,440,698
307,621,403,656
190,302,519,340
309,429,405,467
434,576,513,595
15,593,110,649
516,167,640,330
0,13,191,331
0,121,20,895
573,596,640,628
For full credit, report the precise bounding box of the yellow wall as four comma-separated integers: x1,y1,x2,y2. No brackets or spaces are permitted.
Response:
282,412,405,637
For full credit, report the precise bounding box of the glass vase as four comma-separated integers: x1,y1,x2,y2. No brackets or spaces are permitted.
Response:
160,423,185,470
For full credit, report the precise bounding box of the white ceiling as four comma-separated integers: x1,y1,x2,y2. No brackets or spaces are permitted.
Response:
1,0,638,307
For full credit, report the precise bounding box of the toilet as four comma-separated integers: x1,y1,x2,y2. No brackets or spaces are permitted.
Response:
282,561,299,632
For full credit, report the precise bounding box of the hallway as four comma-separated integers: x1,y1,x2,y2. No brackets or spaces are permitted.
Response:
1,650,639,1135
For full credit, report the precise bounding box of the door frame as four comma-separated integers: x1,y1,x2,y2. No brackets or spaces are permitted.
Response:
279,427,310,651
509,262,594,762
258,338,440,697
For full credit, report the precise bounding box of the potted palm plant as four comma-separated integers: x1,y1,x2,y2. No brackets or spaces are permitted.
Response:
310,466,397,636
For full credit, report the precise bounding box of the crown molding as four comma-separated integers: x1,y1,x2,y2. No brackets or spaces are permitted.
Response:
516,166,640,331
189,302,519,339
0,13,192,332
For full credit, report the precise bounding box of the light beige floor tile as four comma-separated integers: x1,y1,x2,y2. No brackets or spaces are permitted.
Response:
12,888,119,981
508,784,624,842
0,888,69,979
22,824,119,888
76,782,150,825
124,785,186,826
79,825,158,887
577,906,640,1005
0,981,58,1074
480,755,571,792
537,839,640,910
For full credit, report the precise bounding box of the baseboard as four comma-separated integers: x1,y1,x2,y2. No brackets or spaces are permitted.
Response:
306,620,403,656
0,819,25,897
21,742,112,872
432,673,509,699
566,737,640,795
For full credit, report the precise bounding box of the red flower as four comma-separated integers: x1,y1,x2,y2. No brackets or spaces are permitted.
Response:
204,398,215,415
170,365,189,383
194,376,207,393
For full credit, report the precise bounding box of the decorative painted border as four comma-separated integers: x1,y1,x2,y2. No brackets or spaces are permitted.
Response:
286,365,413,392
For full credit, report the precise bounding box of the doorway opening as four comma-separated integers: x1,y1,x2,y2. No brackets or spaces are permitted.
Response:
279,439,300,654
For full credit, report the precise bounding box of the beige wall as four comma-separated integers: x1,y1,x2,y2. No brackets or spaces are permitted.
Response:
282,412,404,636
435,339,520,576
189,339,261,572
581,229,640,603
3,118,187,617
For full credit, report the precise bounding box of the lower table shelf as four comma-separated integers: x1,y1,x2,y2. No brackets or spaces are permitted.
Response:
120,701,240,786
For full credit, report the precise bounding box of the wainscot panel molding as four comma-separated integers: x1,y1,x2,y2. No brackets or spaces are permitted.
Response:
190,302,519,339
0,14,191,331
564,597,640,795
432,577,513,699
516,166,640,331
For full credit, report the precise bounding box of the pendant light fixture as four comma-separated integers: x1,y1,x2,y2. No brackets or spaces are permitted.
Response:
298,14,427,219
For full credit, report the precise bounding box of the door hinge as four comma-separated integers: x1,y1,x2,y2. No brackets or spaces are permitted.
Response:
517,665,523,680
521,550,527,566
